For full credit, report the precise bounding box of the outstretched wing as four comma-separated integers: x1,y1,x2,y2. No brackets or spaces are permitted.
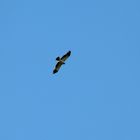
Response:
61,51,71,61
53,62,63,74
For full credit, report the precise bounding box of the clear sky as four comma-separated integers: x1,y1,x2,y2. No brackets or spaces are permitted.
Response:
0,0,140,140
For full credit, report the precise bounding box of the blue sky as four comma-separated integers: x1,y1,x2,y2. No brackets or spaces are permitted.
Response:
0,0,140,140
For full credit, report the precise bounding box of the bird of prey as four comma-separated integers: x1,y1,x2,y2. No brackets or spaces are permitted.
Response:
53,51,71,74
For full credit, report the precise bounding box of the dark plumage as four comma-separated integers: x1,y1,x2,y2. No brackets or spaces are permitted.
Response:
53,51,71,74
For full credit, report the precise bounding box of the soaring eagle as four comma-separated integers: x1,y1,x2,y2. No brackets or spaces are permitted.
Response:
53,51,71,74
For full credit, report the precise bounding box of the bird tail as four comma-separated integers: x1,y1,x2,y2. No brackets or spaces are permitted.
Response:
56,57,60,61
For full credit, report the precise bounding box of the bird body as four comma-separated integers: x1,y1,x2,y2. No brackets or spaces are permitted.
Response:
53,51,71,74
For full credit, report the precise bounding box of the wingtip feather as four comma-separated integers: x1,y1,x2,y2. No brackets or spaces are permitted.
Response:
68,51,71,56
53,69,58,74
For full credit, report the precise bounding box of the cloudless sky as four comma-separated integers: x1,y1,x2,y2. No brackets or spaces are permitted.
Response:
0,0,140,140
